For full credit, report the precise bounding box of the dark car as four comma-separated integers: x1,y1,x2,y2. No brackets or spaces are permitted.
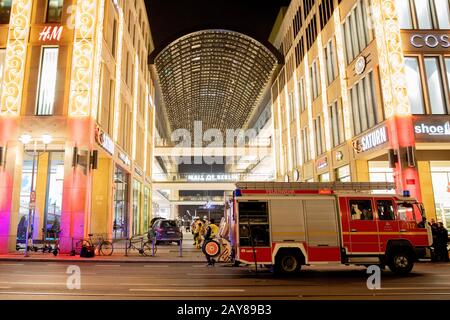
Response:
151,219,183,245
150,217,164,228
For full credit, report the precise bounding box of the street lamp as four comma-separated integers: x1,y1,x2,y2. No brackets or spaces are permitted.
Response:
20,134,52,257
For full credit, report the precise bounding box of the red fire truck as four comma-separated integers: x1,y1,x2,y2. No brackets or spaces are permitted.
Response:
225,182,432,275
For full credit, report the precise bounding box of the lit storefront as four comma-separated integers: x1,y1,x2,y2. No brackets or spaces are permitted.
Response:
0,0,155,253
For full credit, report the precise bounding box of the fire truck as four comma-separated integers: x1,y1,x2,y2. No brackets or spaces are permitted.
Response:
225,182,432,275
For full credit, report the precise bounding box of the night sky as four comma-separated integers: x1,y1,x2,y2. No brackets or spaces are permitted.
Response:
145,0,291,51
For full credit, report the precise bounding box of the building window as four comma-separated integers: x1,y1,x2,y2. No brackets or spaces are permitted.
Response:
369,161,395,194
404,57,425,114
291,137,297,168
314,116,324,156
395,0,414,29
325,39,338,85
289,92,295,123
36,47,59,116
302,127,310,163
349,71,379,136
298,77,306,112
319,172,330,182
330,101,345,147
424,57,447,114
336,165,351,182
111,19,117,58
395,0,450,29
46,0,64,23
343,0,373,65
0,0,11,24
310,59,321,100
0,48,5,99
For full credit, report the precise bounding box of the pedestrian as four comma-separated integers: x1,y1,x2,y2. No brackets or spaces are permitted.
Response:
437,222,449,262
429,218,439,262
193,219,203,249
203,219,219,266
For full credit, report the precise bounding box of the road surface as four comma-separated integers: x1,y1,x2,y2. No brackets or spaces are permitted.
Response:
0,261,449,299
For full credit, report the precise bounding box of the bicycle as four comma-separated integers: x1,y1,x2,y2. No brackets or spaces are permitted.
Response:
70,233,114,256
127,234,155,256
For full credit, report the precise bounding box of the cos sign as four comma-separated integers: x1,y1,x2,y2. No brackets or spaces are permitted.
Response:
410,34,450,48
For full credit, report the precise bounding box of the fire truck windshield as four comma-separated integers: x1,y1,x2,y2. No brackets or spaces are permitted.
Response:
397,202,423,222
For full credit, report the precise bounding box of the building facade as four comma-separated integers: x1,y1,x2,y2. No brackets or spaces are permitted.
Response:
0,0,156,253
270,0,450,226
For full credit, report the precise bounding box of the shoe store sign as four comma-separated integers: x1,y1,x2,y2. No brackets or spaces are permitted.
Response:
352,126,388,154
413,116,450,142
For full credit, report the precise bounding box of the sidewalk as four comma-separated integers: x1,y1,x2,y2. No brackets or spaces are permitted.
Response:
0,231,206,263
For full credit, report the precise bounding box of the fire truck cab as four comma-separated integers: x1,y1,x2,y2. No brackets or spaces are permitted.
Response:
227,182,432,275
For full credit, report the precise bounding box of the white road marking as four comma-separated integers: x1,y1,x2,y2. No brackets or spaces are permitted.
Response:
94,264,121,267
0,287,11,289
143,265,169,268
0,263,24,266
186,273,242,276
380,287,450,290
0,281,65,285
129,288,245,292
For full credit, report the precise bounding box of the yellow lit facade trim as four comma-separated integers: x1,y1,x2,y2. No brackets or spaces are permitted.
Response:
144,84,149,173
68,0,99,117
113,7,124,142
317,34,331,151
284,86,293,172
276,97,284,175
371,0,411,117
132,53,139,160
91,0,106,120
0,0,33,116
333,9,353,140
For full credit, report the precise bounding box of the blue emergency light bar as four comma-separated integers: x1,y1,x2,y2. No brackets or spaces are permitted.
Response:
234,189,242,197
403,190,411,197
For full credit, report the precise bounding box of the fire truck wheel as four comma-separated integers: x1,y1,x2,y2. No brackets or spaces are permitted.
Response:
387,249,414,274
275,250,302,274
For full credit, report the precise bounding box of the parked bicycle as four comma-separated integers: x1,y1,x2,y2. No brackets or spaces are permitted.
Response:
126,234,154,256
70,233,113,256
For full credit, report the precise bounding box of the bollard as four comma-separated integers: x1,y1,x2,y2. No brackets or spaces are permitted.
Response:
179,238,182,257
152,237,155,256
125,238,128,257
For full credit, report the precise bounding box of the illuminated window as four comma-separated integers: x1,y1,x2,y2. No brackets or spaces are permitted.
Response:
0,48,5,99
330,101,345,147
314,116,324,156
349,71,379,135
36,47,59,116
310,60,320,100
302,127,310,162
0,0,11,24
425,57,447,114
325,39,338,85
404,57,425,114
46,0,64,23
396,0,450,29
289,92,295,123
395,0,413,29
298,77,306,112
342,0,373,65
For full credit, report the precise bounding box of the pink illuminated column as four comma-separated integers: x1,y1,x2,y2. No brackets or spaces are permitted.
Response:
59,118,95,253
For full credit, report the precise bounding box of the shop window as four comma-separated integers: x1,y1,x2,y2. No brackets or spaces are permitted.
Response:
0,0,11,24
404,57,425,114
376,200,395,220
113,166,129,239
431,162,450,229
319,173,330,182
336,165,351,182
349,199,374,220
0,48,5,99
46,0,64,23
132,180,142,235
238,201,270,247
369,161,395,194
17,154,37,243
143,187,150,231
43,152,64,240
424,57,447,114
36,47,59,116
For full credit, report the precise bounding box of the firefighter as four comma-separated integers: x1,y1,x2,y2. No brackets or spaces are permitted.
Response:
203,219,219,266
193,219,203,249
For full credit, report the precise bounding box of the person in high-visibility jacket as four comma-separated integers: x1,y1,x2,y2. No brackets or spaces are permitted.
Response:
203,219,219,266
